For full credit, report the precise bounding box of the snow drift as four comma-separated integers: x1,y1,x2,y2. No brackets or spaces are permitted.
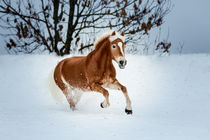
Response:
0,54,210,140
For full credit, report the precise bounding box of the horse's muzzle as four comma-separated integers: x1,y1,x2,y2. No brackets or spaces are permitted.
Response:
119,59,127,69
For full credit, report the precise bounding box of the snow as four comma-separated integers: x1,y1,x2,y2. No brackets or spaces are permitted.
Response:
0,54,210,140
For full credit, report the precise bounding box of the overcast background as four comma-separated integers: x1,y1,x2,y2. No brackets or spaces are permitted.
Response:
0,0,210,54
162,0,210,54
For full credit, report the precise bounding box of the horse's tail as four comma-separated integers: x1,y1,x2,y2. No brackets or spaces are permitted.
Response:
48,65,64,103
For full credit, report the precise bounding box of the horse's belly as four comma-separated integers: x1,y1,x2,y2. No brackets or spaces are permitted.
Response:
68,72,89,91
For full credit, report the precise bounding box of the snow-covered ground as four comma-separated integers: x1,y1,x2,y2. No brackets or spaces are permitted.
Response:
0,54,210,140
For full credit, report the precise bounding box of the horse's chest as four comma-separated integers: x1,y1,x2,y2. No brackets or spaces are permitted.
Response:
100,72,115,84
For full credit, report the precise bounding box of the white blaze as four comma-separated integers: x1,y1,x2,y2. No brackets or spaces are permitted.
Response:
118,42,124,56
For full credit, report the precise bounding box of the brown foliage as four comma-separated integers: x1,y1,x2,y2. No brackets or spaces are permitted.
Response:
59,25,63,31
121,8,127,17
0,0,171,55
156,41,171,53
156,18,162,26
117,1,120,8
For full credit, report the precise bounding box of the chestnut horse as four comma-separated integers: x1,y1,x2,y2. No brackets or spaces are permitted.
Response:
53,30,132,114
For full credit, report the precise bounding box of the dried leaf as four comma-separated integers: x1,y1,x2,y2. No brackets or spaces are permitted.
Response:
109,21,112,29
6,43,11,49
124,19,130,26
6,6,10,13
23,25,28,38
107,9,111,14
143,8,147,14
134,3,138,11
121,8,127,17
117,1,120,8
116,12,119,17
33,12,37,17
104,1,107,5
156,18,162,26
141,22,146,30
10,39,16,47
14,18,17,23
75,37,80,45
147,21,152,30
139,0,142,5
59,25,63,31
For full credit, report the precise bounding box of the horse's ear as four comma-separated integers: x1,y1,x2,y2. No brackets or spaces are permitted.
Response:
121,32,124,36
111,31,116,36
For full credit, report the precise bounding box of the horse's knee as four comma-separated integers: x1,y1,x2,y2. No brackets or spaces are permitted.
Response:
103,90,109,98
101,90,110,107
90,84,110,107
121,85,127,93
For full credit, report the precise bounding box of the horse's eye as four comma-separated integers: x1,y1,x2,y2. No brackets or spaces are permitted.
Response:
112,45,116,48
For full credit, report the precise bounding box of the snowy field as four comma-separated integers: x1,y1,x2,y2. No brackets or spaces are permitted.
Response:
0,54,210,140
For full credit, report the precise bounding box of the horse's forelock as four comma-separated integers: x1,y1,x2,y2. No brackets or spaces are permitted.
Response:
109,32,125,43
94,30,125,49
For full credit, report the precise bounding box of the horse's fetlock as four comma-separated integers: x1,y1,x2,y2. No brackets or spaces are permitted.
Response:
100,100,110,108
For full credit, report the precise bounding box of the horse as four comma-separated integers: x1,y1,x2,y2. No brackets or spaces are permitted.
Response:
53,30,132,114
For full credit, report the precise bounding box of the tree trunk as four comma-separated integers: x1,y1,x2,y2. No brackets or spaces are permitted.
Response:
61,0,76,56
53,0,60,55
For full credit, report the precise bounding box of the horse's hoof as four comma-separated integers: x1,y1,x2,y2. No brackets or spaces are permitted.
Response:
100,102,104,108
125,108,133,115
70,105,76,111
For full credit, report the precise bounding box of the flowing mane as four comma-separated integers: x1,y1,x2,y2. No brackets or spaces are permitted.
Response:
94,30,125,49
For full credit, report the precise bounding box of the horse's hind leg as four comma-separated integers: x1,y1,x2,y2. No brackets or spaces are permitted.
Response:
54,62,75,110
73,89,83,105
63,88,75,110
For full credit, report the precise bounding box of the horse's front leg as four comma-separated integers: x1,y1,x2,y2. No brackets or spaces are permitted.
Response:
90,83,110,108
108,80,132,114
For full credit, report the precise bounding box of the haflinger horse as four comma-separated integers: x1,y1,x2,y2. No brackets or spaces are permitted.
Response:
53,30,132,114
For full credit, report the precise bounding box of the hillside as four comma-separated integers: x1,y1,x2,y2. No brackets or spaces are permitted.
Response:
0,54,210,140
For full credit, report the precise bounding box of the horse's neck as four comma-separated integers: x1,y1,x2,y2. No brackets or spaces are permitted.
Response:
88,42,113,70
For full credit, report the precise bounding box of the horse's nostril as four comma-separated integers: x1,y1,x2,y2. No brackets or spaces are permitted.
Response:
119,60,124,65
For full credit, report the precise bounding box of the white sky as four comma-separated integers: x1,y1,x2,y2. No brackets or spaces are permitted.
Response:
161,0,210,53
0,0,210,54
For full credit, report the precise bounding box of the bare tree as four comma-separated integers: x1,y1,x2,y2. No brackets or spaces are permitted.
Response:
0,0,171,56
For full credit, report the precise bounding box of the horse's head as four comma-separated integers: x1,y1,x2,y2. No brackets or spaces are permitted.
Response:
109,31,127,69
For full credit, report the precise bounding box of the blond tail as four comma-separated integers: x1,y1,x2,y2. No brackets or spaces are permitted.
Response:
48,69,64,103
